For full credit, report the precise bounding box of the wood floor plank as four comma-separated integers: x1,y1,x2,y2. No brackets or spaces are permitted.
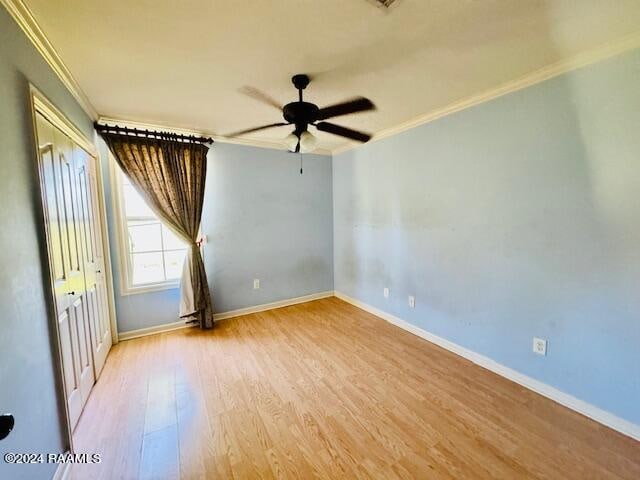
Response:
139,425,180,480
72,297,640,479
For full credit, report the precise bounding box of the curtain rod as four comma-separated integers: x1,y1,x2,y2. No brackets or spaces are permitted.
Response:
94,122,213,144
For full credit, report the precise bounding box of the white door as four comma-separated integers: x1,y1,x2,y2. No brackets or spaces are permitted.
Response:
59,131,95,414
74,145,112,376
35,112,111,430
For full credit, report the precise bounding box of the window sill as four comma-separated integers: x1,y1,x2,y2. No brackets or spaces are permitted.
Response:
120,281,180,296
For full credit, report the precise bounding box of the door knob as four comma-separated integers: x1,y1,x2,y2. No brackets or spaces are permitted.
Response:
67,291,75,295
0,413,14,441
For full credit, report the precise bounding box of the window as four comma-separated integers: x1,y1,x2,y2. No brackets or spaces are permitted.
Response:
113,161,187,294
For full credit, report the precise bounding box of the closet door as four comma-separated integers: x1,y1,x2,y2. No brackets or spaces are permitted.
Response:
59,129,95,414
35,112,96,430
74,145,112,376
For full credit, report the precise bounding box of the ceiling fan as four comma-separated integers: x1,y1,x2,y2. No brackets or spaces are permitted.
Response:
227,74,376,153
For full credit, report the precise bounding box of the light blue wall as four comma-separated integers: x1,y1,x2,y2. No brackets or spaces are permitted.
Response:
0,6,94,479
333,49,640,425
202,143,334,312
102,141,334,332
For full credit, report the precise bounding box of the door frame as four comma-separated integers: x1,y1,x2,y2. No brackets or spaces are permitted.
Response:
28,85,119,451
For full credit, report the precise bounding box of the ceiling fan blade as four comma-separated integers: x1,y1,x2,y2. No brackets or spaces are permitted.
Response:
225,122,289,137
315,122,372,142
316,97,375,121
238,86,283,111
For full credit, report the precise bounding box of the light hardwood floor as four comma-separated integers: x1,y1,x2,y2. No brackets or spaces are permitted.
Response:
72,297,640,479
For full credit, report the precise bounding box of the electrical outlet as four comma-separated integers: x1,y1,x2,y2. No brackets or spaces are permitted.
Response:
383,287,389,298
408,295,415,308
253,279,260,289
533,337,547,356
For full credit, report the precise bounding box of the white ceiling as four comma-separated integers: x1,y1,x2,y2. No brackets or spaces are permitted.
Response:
23,0,640,151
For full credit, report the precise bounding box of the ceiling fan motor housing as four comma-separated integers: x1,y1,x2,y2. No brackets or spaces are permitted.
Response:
283,102,319,135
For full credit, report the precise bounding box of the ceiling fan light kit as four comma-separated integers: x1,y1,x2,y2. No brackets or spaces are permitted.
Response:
284,132,299,152
227,74,376,154
298,131,317,153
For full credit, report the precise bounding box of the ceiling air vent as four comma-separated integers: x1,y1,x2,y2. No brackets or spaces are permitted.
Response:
368,0,400,8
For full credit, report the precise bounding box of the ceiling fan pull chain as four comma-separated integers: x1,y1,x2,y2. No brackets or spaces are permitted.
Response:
300,152,303,175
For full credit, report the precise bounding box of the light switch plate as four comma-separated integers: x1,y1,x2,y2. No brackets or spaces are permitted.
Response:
408,295,415,308
383,287,389,298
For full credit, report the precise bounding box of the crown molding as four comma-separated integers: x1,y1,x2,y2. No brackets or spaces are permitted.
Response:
1,0,98,120
332,31,640,155
97,116,333,156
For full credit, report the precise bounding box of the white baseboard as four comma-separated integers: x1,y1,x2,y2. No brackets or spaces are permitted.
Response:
118,319,194,341
118,291,335,341
334,291,640,442
213,291,334,321
52,458,71,480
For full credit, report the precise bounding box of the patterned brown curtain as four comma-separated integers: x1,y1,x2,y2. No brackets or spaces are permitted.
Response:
101,132,214,328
